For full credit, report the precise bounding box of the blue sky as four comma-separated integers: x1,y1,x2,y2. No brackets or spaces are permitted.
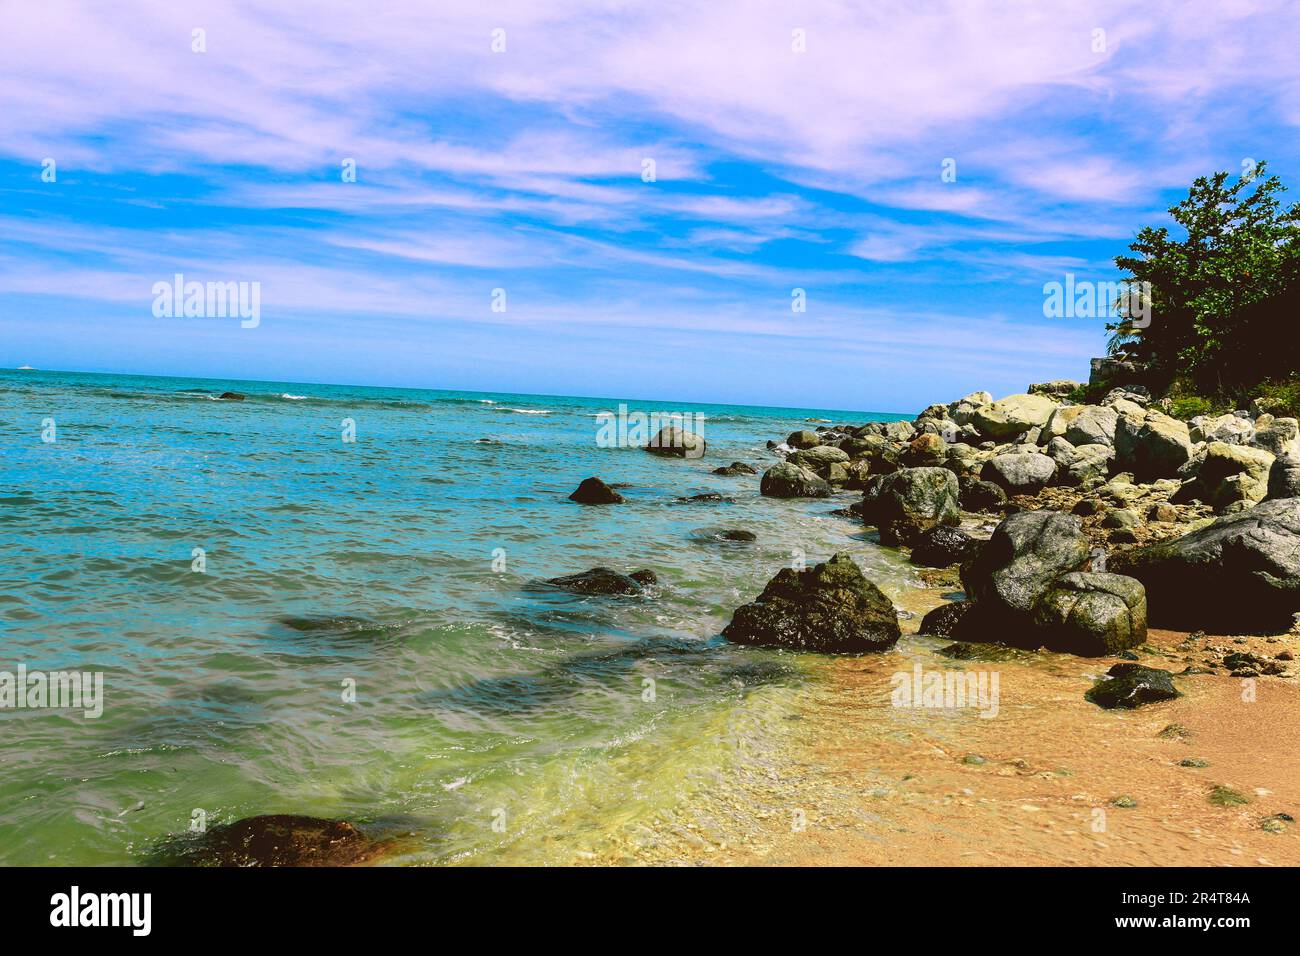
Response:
2,0,1298,413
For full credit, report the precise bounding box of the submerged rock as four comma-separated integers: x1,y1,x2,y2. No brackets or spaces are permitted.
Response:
216,391,245,401
1110,497,1300,632
713,461,758,477
719,529,757,542
722,551,901,653
568,476,625,504
1085,664,1180,709
545,567,657,595
180,815,384,867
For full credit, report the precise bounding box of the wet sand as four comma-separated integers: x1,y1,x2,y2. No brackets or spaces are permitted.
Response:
594,586,1300,866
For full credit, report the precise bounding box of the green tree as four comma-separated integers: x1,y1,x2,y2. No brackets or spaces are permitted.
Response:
1109,161,1300,398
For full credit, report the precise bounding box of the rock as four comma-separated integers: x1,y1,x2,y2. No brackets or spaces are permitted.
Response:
545,567,657,595
910,525,981,567
1065,405,1119,447
971,393,1058,441
1148,502,1179,523
787,444,851,478
950,391,993,426
1101,508,1140,529
1187,442,1275,511
841,458,873,490
722,552,902,653
1085,664,1180,709
760,462,831,498
1028,380,1081,400
959,478,1006,512
919,600,974,637
982,451,1057,494
1060,442,1115,487
1072,497,1106,516
713,461,758,477
1089,356,1148,391
863,466,961,546
1253,416,1300,458
786,429,822,450
720,529,756,542
1030,572,1148,656
1267,454,1300,500
568,477,625,504
1110,497,1300,631
645,425,706,458
881,420,916,442
676,492,731,503
1190,413,1255,446
901,432,947,467
1114,410,1194,481
179,815,384,867
216,391,245,401
959,510,1090,623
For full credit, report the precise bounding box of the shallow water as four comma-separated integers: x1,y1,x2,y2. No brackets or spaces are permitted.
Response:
0,368,917,865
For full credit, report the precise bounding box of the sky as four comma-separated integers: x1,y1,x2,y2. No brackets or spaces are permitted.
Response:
1,0,1298,413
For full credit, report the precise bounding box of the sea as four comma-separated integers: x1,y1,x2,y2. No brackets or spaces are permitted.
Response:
0,368,916,865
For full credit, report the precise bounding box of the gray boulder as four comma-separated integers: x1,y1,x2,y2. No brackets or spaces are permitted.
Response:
863,466,960,546
761,462,831,498
981,451,1057,494
786,429,822,450
1114,410,1194,480
959,510,1090,623
722,552,901,653
646,426,706,459
1267,454,1300,500
971,393,1058,441
1030,571,1148,656
1110,497,1300,631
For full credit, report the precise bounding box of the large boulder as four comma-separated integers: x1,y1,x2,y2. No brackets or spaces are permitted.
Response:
722,552,901,653
959,511,1090,624
971,393,1058,441
1253,416,1300,458
982,451,1057,494
863,467,960,546
1114,410,1194,480
568,477,624,504
950,391,994,427
1187,441,1275,512
787,444,851,479
1046,438,1114,487
901,432,947,467
1029,572,1148,656
1110,497,1300,631
1190,413,1255,446
1267,454,1300,500
786,429,822,450
761,462,831,498
546,567,657,595
646,426,706,458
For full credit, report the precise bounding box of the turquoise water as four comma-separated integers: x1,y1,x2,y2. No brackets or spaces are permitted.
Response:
0,368,915,865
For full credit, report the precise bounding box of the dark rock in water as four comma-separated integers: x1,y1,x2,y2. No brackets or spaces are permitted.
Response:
645,425,706,458
1085,663,1180,709
180,815,384,867
676,492,732,503
279,614,381,634
545,567,656,595
1109,497,1300,632
910,525,981,567
936,640,1027,662
862,466,960,546
959,477,1007,513
216,391,245,401
714,461,758,477
722,551,901,653
760,462,831,498
1028,571,1148,656
720,529,757,542
919,600,974,637
568,477,624,504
